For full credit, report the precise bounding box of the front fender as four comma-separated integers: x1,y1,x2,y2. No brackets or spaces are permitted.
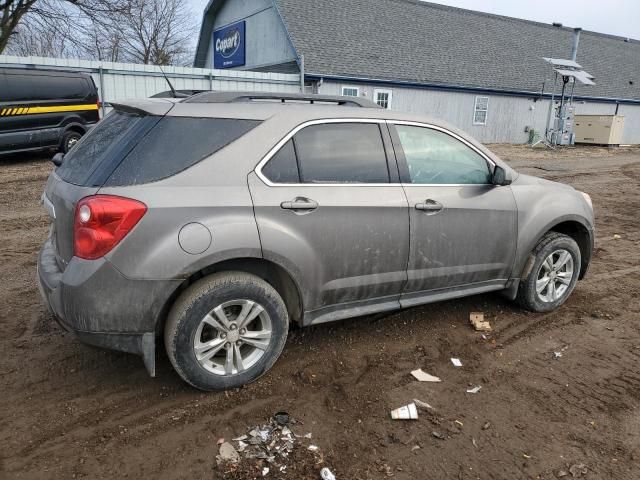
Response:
511,176,595,279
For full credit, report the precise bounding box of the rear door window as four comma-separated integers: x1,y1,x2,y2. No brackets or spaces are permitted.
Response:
105,117,261,186
292,123,389,183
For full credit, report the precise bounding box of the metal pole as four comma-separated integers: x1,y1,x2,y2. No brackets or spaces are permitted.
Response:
99,66,106,117
299,54,305,93
209,71,213,91
570,28,582,61
545,71,558,139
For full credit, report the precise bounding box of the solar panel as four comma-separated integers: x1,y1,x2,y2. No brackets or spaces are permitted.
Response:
553,68,596,85
543,57,583,69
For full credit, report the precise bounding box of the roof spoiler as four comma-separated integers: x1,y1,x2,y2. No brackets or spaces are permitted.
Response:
184,91,381,108
110,101,175,116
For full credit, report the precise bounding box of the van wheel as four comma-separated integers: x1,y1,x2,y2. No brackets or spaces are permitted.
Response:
62,131,82,153
164,272,289,391
516,232,581,312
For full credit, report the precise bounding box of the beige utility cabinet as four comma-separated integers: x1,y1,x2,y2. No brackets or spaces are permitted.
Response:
574,115,625,145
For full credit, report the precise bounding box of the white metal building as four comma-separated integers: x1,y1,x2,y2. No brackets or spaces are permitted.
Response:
193,0,640,144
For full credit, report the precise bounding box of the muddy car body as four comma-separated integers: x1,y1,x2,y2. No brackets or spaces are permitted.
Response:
37,92,594,390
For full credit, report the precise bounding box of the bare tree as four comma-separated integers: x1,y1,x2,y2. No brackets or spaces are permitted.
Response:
118,0,195,65
1,0,132,55
3,0,196,65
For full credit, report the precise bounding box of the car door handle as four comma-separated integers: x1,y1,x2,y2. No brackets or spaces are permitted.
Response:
415,199,443,212
280,197,318,211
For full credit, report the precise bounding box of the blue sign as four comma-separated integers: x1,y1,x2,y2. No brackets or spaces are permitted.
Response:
213,21,246,69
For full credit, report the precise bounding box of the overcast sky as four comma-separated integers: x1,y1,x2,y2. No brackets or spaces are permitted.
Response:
188,0,639,40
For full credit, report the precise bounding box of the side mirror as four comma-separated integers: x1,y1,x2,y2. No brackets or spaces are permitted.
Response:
52,152,65,167
492,165,512,186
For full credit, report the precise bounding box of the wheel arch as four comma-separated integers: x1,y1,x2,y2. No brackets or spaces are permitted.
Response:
518,215,594,281
156,257,304,336
58,122,87,148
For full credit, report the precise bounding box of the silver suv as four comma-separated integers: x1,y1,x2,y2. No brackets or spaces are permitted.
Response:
37,92,595,391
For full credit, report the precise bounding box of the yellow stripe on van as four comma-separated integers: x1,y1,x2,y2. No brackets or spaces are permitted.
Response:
25,104,98,114
0,104,98,116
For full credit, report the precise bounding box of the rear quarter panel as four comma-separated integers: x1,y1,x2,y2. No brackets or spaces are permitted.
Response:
98,124,269,280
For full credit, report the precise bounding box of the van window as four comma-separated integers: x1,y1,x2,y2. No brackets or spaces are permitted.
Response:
5,73,91,101
105,117,261,186
293,123,389,183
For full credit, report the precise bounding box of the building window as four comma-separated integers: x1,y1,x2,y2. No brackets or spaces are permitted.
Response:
473,96,489,125
341,86,359,97
374,89,393,109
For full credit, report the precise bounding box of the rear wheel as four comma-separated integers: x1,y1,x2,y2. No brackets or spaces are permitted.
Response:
164,272,289,391
516,232,581,312
61,130,83,153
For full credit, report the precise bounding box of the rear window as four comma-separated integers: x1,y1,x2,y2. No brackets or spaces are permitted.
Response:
105,117,260,186
56,111,145,186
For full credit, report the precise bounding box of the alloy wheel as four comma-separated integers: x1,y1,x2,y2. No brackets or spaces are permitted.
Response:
193,299,272,376
535,249,575,303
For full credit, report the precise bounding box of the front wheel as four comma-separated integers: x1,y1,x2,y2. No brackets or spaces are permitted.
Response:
516,232,581,312
164,272,289,391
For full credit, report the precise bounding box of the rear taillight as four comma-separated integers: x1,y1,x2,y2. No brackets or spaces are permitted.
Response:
74,195,147,260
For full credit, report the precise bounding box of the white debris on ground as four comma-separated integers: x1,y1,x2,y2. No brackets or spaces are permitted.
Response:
217,413,334,476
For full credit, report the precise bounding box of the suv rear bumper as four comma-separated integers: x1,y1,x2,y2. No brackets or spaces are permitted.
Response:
37,237,181,376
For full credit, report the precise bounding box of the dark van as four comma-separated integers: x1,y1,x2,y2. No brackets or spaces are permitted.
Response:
0,68,100,155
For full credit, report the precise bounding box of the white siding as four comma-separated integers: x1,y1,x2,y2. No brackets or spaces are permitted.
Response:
318,81,640,144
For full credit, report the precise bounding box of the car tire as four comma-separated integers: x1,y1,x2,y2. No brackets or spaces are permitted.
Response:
61,130,83,153
164,271,289,391
516,232,581,313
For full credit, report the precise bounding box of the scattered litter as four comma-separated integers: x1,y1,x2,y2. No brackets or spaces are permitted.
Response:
472,437,478,448
216,442,240,465
554,351,563,359
466,385,482,394
274,411,290,426
390,403,418,420
613,234,621,239
320,467,336,480
431,431,445,440
411,445,421,452
222,413,328,475
482,421,491,430
454,420,464,427
413,399,434,411
451,358,463,367
217,437,225,445
523,453,531,459
469,312,492,332
411,369,441,382
556,469,569,478
569,463,588,477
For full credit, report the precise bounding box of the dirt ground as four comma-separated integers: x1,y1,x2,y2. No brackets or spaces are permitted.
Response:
1,144,639,480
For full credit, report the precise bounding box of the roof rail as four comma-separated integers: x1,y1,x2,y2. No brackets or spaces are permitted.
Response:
184,91,381,108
